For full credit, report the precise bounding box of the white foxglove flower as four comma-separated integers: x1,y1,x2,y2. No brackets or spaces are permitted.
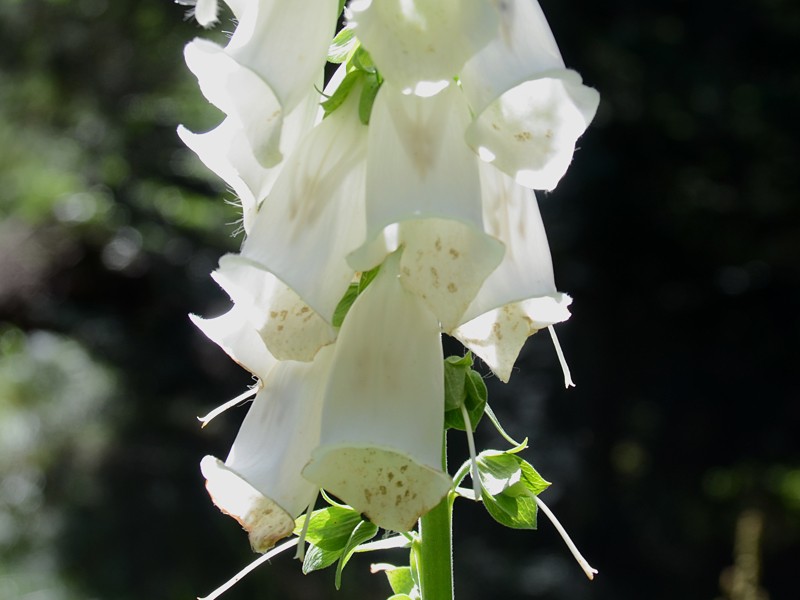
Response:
177,86,319,233
349,83,504,330
459,0,600,190
213,256,337,362
347,0,498,95
453,164,571,382
236,76,368,323
303,252,452,532
201,345,335,552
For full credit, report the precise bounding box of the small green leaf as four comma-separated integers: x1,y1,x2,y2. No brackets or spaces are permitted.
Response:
328,27,356,64
387,595,414,600
332,283,359,327
335,520,379,589
443,354,472,411
352,47,376,74
302,543,341,574
358,74,382,125
358,265,381,293
301,506,363,548
444,356,486,432
321,69,364,119
476,451,551,530
332,266,382,327
383,566,415,595
484,404,527,451
296,506,365,574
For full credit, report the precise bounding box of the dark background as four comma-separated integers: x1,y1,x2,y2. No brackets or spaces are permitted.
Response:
0,1,797,599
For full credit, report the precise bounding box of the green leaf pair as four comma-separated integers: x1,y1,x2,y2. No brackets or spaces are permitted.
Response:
323,30,384,125
295,506,378,589
443,353,487,431
476,450,551,530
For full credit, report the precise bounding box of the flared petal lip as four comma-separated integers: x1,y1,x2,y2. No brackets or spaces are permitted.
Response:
200,455,295,552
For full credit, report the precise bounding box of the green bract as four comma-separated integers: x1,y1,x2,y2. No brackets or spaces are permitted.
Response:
477,450,551,530
443,354,487,432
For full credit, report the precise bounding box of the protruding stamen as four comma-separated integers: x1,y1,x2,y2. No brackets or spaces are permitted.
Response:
197,386,258,428
198,538,298,600
460,404,482,501
294,490,319,561
534,495,597,580
547,325,575,388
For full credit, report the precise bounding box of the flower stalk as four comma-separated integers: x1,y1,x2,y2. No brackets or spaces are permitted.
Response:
416,434,454,600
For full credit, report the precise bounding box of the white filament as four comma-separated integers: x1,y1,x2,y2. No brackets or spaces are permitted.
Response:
196,385,258,428
198,538,298,600
534,495,597,580
547,325,575,388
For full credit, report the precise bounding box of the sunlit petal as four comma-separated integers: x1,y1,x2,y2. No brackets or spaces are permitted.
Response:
214,255,337,362
348,0,498,94
202,346,334,552
303,252,451,532
460,0,599,190
239,79,367,322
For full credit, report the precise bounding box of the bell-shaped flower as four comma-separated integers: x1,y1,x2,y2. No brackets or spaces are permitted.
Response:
177,87,319,233
213,255,337,362
302,251,452,533
236,76,368,323
452,163,571,382
201,345,335,552
183,0,338,168
459,0,600,190
347,0,499,96
349,82,504,331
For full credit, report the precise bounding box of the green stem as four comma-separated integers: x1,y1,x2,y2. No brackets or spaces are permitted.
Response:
416,433,454,600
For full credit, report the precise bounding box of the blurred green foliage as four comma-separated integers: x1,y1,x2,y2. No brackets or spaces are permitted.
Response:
0,1,798,600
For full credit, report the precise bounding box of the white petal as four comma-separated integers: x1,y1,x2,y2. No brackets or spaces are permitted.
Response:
239,80,367,322
179,88,321,233
347,0,498,94
352,83,499,258
460,0,565,113
194,0,219,27
184,39,285,167
225,0,340,111
462,163,558,322
202,346,335,552
189,306,276,382
460,0,600,190
453,295,572,383
214,255,337,362
303,252,451,532
349,84,504,327
453,164,574,381
465,72,600,190
398,219,502,332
